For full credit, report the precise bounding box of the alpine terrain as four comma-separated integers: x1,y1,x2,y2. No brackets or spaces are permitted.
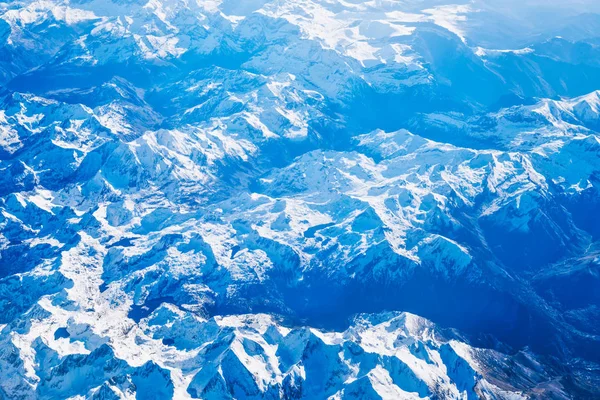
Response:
1,0,600,398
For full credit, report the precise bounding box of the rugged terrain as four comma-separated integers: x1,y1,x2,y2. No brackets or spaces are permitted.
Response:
1,0,600,398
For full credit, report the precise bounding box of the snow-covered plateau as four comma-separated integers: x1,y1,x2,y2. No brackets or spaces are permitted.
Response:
1,0,600,398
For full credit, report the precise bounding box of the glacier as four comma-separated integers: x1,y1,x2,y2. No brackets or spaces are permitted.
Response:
1,0,600,398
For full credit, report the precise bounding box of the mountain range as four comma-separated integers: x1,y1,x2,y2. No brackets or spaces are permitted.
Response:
1,0,600,398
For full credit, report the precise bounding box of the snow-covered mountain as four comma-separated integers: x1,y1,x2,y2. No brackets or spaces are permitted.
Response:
1,0,600,398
